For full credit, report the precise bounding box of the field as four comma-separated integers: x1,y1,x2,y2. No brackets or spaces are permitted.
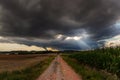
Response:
0,54,55,80
62,47,120,80
0,47,120,80
0,54,55,72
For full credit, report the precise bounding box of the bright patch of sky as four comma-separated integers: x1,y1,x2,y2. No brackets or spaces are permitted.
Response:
0,43,45,51
46,47,58,51
56,34,63,39
100,35,120,47
114,20,120,29
65,36,82,41
0,36,3,39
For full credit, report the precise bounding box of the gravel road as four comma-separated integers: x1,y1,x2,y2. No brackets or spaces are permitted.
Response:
36,55,82,80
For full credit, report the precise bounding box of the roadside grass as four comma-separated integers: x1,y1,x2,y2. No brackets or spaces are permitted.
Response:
0,56,55,80
62,56,119,80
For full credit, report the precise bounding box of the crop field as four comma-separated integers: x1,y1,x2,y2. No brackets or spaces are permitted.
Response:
0,54,55,80
0,47,120,80
62,47,120,80
0,54,54,73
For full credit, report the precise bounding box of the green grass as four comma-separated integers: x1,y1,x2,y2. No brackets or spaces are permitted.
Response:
0,56,55,80
62,56,119,80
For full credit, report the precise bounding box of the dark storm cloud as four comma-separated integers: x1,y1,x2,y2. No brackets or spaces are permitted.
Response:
0,0,120,49
12,38,95,50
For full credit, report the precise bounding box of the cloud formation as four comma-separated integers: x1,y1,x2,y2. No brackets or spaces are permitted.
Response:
103,35,120,47
0,0,120,50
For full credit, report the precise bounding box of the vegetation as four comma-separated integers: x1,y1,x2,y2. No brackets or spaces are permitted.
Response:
0,56,55,80
63,56,118,80
62,47,120,80
0,51,56,55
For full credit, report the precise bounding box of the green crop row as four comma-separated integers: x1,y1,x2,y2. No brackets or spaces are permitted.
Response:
66,47,120,78
62,56,119,80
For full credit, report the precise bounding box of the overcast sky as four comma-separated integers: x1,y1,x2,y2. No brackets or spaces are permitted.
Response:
0,0,120,51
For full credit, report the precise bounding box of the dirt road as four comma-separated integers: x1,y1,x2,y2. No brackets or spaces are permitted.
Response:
36,55,82,80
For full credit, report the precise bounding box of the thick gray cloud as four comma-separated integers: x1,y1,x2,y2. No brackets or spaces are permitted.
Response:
0,0,120,50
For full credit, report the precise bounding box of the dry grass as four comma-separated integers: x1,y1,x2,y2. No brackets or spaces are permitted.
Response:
0,54,54,73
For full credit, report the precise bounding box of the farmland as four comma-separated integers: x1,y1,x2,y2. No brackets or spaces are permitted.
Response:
0,47,120,80
62,47,120,80
0,54,55,80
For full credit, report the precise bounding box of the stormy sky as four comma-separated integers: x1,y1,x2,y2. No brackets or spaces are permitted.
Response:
0,0,120,51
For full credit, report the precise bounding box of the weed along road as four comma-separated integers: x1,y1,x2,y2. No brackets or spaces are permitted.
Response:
36,55,82,80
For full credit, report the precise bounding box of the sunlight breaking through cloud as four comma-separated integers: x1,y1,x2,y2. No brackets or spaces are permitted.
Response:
65,36,82,41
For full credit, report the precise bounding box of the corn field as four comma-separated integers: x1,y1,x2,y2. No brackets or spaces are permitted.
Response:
67,47,120,78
